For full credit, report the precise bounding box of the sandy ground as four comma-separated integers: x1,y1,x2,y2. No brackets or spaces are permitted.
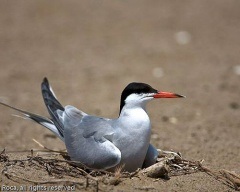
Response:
0,1,240,191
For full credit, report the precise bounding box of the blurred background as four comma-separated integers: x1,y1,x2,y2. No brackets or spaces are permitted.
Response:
0,0,239,173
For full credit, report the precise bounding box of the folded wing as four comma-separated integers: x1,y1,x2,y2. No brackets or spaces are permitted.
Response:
62,105,121,170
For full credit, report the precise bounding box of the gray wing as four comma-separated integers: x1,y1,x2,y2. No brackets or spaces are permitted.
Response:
61,105,121,170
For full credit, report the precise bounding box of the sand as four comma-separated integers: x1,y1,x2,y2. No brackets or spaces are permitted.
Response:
0,1,240,191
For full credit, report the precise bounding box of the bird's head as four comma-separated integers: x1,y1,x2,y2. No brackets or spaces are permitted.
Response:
119,82,185,114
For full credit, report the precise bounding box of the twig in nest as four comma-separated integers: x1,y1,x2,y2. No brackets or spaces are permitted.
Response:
2,148,239,191
142,160,169,179
220,170,240,190
200,164,240,190
106,164,125,185
0,148,9,162
4,171,85,185
32,139,67,155
1,151,100,191
168,158,203,176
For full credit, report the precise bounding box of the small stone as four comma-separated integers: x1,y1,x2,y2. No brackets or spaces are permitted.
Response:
162,116,169,122
152,134,159,140
169,117,178,124
229,102,239,109
175,31,191,45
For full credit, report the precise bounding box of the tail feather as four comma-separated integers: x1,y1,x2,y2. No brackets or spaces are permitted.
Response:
41,78,64,137
0,101,64,140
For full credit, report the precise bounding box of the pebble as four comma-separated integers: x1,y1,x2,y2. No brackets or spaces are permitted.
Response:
229,102,239,109
175,31,191,45
169,117,178,124
152,134,159,140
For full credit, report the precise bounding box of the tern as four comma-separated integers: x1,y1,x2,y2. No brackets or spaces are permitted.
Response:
0,78,185,172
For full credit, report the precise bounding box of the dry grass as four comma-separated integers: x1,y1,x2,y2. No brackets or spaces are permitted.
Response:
1,148,239,191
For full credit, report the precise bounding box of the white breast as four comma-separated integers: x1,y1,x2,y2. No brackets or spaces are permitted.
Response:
113,107,151,172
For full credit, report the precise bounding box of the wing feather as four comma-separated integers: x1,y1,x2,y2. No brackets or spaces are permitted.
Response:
63,106,121,169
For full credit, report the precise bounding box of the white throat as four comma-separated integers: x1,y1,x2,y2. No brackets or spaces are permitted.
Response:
119,103,150,131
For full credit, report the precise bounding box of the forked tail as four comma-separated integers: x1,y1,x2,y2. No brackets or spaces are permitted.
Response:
41,78,65,137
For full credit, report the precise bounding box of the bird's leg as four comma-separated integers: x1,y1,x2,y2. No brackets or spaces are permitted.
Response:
157,149,182,161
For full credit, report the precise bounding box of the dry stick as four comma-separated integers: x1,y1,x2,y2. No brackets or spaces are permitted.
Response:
0,148,6,155
2,149,102,180
129,168,141,178
30,144,100,191
75,168,99,192
2,144,100,186
4,172,84,185
168,158,203,177
32,139,67,155
2,155,99,191
220,171,238,190
167,158,240,190
31,139,120,178
2,146,239,191
200,165,239,190
222,170,240,181
220,170,240,190
34,139,98,174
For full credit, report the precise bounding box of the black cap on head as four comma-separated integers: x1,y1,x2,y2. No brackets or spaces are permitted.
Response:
119,82,158,113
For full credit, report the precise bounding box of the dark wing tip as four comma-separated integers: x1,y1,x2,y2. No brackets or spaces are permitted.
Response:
43,77,49,85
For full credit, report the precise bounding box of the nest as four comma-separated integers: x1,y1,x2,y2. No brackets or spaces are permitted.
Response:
1,147,240,191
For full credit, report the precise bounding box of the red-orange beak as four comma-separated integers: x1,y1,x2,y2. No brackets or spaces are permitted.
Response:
153,91,186,98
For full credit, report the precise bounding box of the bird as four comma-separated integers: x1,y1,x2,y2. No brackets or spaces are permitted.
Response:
0,78,185,172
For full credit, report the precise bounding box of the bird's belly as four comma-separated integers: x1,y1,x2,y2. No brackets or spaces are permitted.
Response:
113,123,151,172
